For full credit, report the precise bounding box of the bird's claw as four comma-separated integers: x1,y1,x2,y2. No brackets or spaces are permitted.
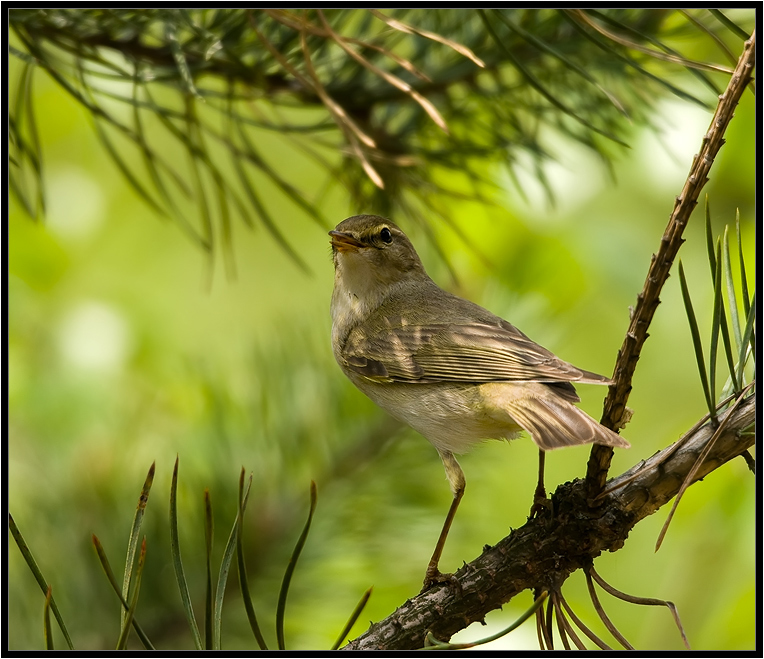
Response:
420,566,462,596
529,487,552,519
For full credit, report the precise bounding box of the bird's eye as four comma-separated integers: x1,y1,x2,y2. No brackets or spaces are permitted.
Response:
379,227,393,244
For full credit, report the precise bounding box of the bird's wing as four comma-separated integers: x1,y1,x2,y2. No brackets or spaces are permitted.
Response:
341,321,610,385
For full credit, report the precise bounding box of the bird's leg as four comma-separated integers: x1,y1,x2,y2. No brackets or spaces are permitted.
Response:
529,448,551,517
535,448,546,501
421,451,465,594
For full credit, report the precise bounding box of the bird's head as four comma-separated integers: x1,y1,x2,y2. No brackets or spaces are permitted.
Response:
329,215,428,297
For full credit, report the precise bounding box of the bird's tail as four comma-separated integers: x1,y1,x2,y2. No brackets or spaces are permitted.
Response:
501,385,630,451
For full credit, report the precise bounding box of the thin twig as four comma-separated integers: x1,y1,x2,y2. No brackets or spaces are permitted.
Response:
586,29,756,496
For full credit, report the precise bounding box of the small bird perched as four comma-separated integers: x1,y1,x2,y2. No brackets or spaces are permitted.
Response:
329,214,629,592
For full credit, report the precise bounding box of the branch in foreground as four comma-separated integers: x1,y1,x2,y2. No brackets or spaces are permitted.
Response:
586,30,756,495
342,392,754,650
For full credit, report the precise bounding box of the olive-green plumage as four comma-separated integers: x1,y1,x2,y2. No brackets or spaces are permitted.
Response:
329,214,629,589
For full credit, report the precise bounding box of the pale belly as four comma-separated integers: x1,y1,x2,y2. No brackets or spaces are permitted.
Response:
345,373,524,455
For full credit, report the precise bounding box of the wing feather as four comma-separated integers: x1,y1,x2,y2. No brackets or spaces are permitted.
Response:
342,321,610,385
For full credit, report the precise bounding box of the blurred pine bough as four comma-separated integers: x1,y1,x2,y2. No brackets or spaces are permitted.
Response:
8,8,754,268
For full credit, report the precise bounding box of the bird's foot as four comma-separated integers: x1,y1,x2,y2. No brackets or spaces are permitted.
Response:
529,487,552,519
420,564,462,596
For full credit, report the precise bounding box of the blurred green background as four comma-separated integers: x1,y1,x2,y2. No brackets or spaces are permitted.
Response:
8,13,755,652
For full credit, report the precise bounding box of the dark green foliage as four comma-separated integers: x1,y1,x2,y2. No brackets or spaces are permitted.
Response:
8,9,752,265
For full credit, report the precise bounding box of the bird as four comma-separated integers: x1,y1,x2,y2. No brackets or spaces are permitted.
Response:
329,214,629,592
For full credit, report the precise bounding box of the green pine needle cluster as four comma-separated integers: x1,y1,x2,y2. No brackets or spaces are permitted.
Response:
9,8,752,268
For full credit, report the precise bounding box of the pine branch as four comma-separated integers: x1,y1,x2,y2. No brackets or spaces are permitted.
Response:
342,392,754,650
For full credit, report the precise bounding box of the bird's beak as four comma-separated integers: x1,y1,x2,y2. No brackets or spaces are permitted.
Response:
329,230,365,252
